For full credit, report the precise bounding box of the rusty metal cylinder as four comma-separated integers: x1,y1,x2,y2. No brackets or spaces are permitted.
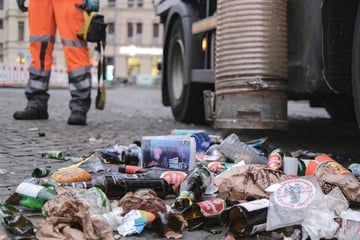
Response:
215,0,288,130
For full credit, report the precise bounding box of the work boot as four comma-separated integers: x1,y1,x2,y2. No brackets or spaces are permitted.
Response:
67,111,87,125
13,106,49,120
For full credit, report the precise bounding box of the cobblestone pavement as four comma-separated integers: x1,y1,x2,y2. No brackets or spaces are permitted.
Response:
0,84,359,240
0,84,228,240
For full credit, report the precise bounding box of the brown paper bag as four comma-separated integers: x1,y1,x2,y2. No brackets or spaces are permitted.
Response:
214,164,290,201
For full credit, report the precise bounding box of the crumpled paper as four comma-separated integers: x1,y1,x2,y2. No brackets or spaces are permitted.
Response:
36,187,114,240
214,164,290,201
117,190,167,215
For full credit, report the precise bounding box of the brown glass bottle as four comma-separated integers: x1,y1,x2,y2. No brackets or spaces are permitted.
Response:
61,174,175,199
181,198,235,230
119,164,188,192
224,199,269,238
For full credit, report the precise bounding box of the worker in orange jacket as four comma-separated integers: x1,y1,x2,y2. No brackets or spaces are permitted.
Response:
13,0,98,125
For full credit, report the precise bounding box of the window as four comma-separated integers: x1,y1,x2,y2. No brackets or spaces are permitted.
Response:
0,43,3,62
128,0,142,7
108,0,115,6
152,23,159,42
128,22,143,42
128,0,134,7
127,22,133,41
108,22,115,34
0,19,3,30
18,21,25,41
136,23,142,41
137,0,143,7
107,22,115,41
0,0,3,10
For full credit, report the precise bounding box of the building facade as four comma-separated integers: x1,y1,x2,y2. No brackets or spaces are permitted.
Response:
0,0,163,84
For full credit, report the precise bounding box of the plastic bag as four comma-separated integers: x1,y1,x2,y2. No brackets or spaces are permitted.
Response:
325,187,349,216
218,133,267,165
117,210,156,236
266,175,329,231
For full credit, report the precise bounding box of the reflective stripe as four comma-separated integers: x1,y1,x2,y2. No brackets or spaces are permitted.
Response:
29,66,51,77
69,78,91,91
62,39,88,48
29,79,48,90
68,66,91,78
30,35,55,43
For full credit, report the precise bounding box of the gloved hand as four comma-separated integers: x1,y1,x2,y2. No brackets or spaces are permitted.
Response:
76,0,99,12
16,0,28,12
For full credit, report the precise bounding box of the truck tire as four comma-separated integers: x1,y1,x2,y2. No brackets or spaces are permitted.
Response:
322,95,355,121
166,17,206,124
352,3,360,129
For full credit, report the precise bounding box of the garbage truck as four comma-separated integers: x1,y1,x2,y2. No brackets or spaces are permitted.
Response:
153,0,360,130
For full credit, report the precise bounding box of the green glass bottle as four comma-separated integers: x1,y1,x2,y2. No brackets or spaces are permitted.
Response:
31,167,51,178
19,196,44,210
15,182,56,201
47,150,65,160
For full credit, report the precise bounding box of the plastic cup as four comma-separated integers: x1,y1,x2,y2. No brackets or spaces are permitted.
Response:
283,157,299,176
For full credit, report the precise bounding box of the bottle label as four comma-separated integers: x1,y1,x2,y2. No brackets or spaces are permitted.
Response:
191,132,211,152
305,154,351,175
71,182,87,188
267,151,283,170
160,171,187,190
208,162,223,174
274,178,315,209
141,136,195,171
318,160,351,175
16,182,44,198
207,162,233,174
47,150,65,160
197,198,226,216
125,165,142,174
239,199,269,212
112,172,139,180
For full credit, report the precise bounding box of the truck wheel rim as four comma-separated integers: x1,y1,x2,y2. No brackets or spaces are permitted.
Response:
171,39,185,100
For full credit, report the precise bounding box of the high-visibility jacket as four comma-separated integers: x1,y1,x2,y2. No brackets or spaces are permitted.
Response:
26,0,92,113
